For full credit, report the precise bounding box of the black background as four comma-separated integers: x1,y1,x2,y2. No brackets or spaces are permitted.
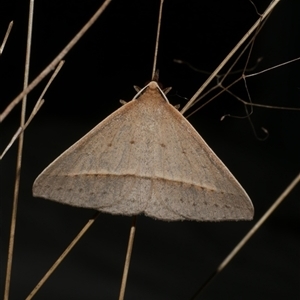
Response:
1,0,299,299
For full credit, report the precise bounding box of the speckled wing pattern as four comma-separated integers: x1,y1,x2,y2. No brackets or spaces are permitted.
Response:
33,82,254,221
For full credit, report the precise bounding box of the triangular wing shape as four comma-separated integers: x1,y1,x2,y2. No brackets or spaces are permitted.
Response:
33,81,254,221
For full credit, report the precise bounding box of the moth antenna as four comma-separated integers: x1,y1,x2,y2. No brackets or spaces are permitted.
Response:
119,100,127,105
163,86,172,94
133,85,141,92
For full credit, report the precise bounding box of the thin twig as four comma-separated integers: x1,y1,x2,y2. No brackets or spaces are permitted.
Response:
0,127,22,160
0,99,44,160
186,15,264,117
4,1,34,299
248,0,262,16
185,77,241,119
223,82,300,111
0,102,42,161
190,173,300,300
181,0,280,115
118,216,137,300
151,0,164,80
184,65,300,120
26,212,100,300
0,21,13,55
0,61,64,160
245,56,300,77
173,56,263,77
177,12,267,115
0,0,112,123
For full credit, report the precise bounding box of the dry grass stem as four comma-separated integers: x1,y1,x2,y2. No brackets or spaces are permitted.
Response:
0,60,65,160
0,0,112,123
245,56,300,77
25,212,101,300
190,173,300,299
181,0,280,115
118,216,137,300
3,0,35,298
151,0,164,80
0,21,13,55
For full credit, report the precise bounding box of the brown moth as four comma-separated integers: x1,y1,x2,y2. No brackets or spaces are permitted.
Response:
33,81,254,221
